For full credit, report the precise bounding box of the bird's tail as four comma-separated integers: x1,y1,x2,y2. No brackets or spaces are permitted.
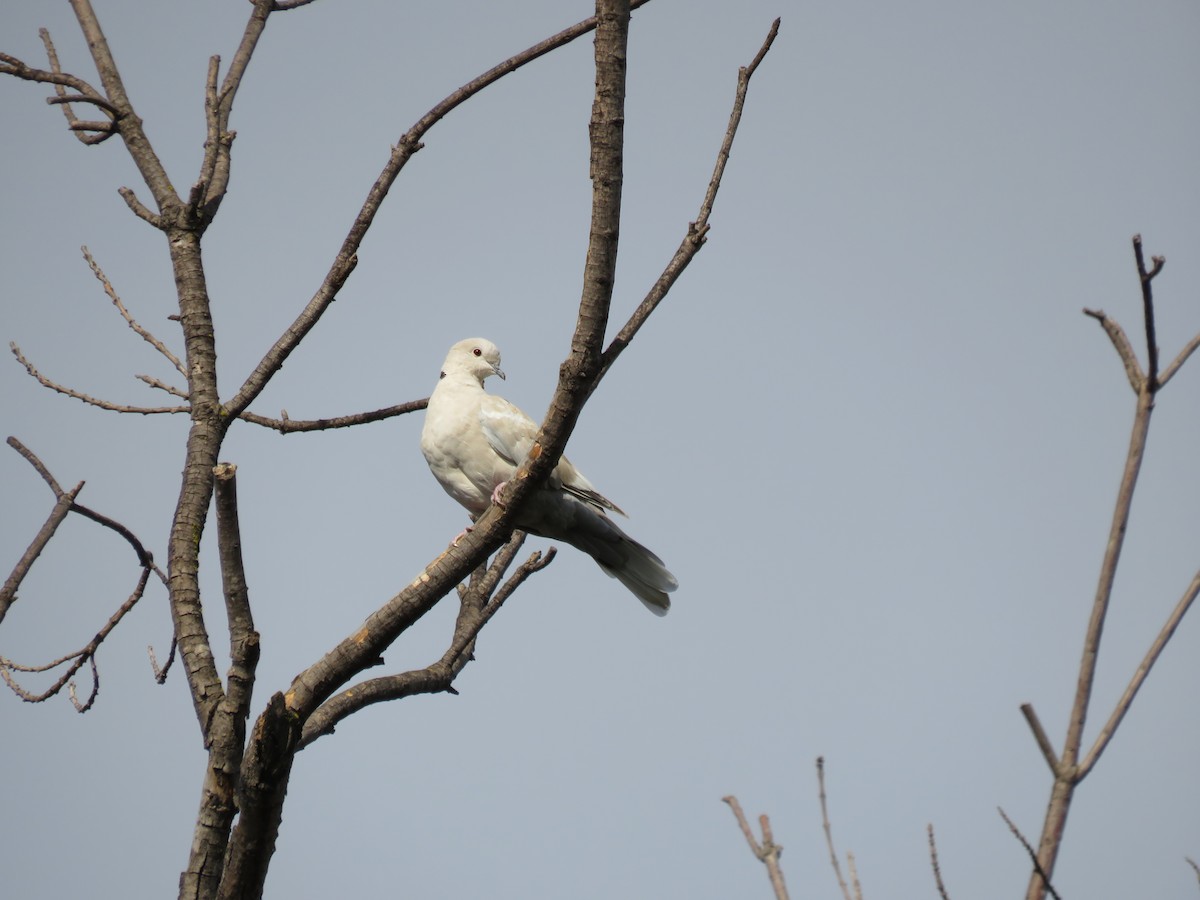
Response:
594,537,677,616
563,515,677,615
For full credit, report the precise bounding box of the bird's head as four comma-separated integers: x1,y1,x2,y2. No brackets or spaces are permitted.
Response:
441,337,506,384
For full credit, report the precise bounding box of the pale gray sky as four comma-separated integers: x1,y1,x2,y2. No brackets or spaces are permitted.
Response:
2,1,1199,898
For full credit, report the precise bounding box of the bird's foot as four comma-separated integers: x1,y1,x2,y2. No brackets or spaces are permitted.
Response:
451,525,473,547
490,480,508,507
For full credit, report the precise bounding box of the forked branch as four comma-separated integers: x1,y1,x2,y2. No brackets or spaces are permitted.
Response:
1,437,170,705
722,795,790,900
1020,235,1200,900
297,534,555,748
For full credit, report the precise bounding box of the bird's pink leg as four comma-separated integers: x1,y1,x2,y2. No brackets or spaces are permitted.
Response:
451,525,473,547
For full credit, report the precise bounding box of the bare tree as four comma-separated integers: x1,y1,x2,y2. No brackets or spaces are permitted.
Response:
723,240,1199,898
0,3,778,898
1016,236,1200,900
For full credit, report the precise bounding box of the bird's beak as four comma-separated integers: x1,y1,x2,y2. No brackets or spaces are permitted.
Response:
493,364,506,380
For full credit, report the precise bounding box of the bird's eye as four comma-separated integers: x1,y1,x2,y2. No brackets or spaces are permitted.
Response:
473,348,482,357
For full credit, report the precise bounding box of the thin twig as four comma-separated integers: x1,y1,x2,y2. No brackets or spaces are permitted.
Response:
596,17,780,387
1078,568,1200,779
137,374,189,399
999,808,1061,900
148,636,177,684
0,566,150,709
847,851,863,900
82,246,186,376
1083,308,1143,394
1020,703,1060,773
1159,331,1200,388
817,756,854,900
1185,856,1200,887
1132,234,1164,389
235,399,428,433
10,342,188,414
928,824,952,900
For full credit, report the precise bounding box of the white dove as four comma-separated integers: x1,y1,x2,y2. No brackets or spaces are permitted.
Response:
420,337,678,615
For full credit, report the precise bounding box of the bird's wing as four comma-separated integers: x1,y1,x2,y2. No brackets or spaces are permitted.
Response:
479,394,538,467
478,393,627,516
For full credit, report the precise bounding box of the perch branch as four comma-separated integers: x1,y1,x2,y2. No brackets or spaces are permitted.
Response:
297,535,554,748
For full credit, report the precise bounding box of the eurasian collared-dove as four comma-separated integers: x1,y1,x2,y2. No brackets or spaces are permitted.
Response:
420,337,678,615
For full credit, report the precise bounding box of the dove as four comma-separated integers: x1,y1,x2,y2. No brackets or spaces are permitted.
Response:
420,337,678,615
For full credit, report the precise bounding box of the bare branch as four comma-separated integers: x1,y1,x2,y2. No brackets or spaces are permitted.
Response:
10,342,189,414
1186,856,1200,887
82,246,186,376
67,0,180,212
596,17,780,385
6,435,64,493
1083,308,1144,393
236,399,428,433
1078,567,1200,779
847,851,863,900
0,31,114,144
1132,234,1164,389
928,824,952,900
6,436,167,579
117,186,163,228
148,636,177,683
817,756,854,900
721,796,790,900
0,480,84,626
297,536,554,748
1159,330,1200,388
999,808,1061,900
0,566,150,709
137,373,189,399
722,795,762,855
1020,703,1060,774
